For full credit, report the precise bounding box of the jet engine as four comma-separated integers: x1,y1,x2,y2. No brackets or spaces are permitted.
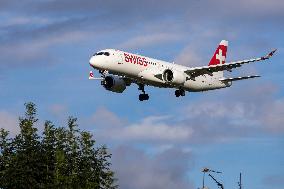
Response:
163,69,186,85
102,76,126,93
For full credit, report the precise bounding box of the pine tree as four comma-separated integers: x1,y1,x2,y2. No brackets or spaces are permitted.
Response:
4,102,46,188
0,103,118,189
42,121,57,187
0,128,13,187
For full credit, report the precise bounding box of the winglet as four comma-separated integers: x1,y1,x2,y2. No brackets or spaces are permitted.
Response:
262,49,277,60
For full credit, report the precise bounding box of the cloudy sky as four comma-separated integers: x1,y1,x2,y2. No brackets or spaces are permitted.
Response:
0,0,284,189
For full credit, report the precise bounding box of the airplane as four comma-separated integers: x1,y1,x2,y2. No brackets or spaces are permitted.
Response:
89,40,276,101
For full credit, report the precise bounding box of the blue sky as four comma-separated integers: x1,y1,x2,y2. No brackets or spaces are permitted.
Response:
0,0,284,189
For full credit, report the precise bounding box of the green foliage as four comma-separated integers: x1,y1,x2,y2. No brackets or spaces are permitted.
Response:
0,102,117,189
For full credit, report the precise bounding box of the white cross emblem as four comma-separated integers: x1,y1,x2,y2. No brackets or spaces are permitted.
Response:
216,49,225,64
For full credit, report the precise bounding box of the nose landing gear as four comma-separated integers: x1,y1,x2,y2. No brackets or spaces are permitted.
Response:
175,89,185,97
138,84,149,101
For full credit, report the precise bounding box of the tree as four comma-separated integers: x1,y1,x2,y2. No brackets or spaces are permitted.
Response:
0,128,13,187
42,121,57,187
3,102,45,189
0,103,117,189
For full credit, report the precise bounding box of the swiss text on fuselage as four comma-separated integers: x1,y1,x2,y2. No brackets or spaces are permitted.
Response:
124,53,148,67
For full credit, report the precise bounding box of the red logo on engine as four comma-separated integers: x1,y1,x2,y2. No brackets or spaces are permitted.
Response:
124,53,148,67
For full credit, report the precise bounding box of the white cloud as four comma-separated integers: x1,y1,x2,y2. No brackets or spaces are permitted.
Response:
0,15,52,27
0,111,19,135
181,82,284,136
237,0,284,14
48,104,68,120
90,107,126,128
260,98,284,132
95,114,193,143
117,116,193,141
112,145,194,189
119,33,183,50
88,82,284,145
0,22,94,68
174,46,203,67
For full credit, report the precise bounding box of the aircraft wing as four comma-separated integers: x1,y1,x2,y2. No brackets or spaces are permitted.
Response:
219,75,260,82
184,49,276,79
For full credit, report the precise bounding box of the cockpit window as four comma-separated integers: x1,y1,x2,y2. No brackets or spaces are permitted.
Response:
94,52,110,56
96,52,104,55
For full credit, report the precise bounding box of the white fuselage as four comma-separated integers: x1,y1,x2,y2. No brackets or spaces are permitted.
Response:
89,49,231,92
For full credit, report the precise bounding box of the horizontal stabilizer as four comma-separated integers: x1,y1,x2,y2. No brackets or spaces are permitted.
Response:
219,75,260,82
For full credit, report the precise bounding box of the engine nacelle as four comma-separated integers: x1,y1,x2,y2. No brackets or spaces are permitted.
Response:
163,69,186,85
102,76,126,93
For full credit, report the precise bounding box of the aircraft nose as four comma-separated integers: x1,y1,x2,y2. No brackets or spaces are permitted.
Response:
89,56,96,66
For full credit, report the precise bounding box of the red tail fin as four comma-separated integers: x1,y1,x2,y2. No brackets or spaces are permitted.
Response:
208,40,228,66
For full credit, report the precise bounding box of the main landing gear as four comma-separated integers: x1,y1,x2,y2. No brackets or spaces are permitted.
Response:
175,89,185,97
138,84,149,101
